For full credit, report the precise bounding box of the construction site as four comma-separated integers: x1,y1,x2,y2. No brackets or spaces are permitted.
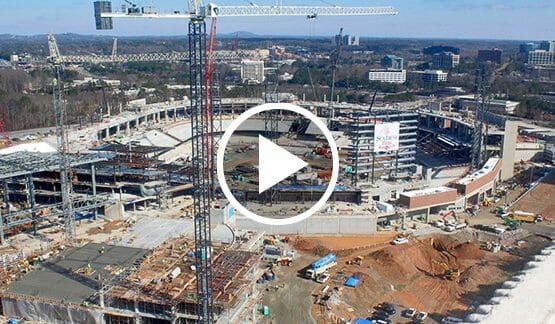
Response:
0,1,554,324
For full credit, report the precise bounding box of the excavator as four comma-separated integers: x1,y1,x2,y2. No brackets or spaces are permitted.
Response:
431,259,461,281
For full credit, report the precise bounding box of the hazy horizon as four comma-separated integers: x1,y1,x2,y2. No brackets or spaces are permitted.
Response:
0,1,553,41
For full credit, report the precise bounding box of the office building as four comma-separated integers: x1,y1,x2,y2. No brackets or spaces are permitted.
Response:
240,60,265,84
381,55,404,69
520,42,539,53
456,95,520,115
478,48,502,64
421,70,448,83
368,69,407,84
432,52,460,69
527,50,554,66
332,33,360,46
539,40,555,53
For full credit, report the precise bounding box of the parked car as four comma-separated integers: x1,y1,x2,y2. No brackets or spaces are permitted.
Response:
379,302,397,315
392,237,409,245
402,308,417,318
415,311,428,322
442,316,463,323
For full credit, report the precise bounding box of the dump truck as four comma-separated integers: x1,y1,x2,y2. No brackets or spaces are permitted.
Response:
507,211,543,223
305,253,336,280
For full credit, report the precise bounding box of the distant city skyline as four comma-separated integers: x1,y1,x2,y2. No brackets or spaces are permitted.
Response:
0,0,553,40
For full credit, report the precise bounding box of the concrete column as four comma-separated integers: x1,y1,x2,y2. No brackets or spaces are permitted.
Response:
173,108,177,121
91,165,97,220
116,124,120,134
27,175,37,235
0,180,7,244
156,111,160,122
165,109,169,122
501,120,518,181
126,122,130,135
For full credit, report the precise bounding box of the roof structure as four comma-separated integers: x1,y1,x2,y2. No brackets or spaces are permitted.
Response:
90,142,171,155
0,152,106,180
5,243,148,304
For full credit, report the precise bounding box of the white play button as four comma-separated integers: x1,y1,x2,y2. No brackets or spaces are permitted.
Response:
258,135,308,194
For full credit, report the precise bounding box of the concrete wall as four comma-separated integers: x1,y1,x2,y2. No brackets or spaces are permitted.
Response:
234,215,377,234
400,188,458,209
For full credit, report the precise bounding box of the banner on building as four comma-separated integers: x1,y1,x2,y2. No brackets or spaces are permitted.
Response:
374,122,400,152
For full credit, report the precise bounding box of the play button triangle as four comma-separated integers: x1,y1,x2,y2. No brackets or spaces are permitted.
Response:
258,135,308,194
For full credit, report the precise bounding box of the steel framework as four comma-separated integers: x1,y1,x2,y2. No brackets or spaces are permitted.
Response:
471,67,490,171
188,19,214,322
47,34,266,65
53,66,76,245
262,66,279,205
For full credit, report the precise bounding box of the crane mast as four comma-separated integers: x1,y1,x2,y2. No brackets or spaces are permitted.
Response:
52,65,76,244
92,1,397,322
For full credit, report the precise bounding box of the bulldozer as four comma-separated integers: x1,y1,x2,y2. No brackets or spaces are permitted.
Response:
346,256,364,266
431,259,461,281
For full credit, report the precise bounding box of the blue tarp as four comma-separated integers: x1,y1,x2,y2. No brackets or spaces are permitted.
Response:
345,276,360,287
354,318,371,324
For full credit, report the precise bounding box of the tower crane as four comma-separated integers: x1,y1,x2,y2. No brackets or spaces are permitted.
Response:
328,26,343,127
93,1,398,322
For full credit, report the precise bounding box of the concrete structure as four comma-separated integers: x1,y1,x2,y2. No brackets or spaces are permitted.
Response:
527,50,554,66
456,95,520,115
235,214,378,235
432,52,460,69
453,158,502,203
501,121,518,181
240,60,265,84
421,70,448,83
399,186,458,210
381,55,404,70
368,69,406,83
2,243,148,323
478,48,502,64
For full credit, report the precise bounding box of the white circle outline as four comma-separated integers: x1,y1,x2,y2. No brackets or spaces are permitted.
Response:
217,103,339,226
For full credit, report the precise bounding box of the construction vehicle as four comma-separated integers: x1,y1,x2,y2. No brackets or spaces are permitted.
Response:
431,259,461,281
313,143,332,158
346,255,364,265
440,210,457,225
263,237,278,246
482,198,493,206
305,253,337,280
503,217,521,230
506,211,543,223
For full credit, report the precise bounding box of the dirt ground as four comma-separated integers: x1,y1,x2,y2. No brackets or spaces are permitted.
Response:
511,169,555,219
293,234,397,253
259,251,320,324
298,233,552,324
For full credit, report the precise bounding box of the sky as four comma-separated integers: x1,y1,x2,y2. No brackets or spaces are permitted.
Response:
0,0,553,40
